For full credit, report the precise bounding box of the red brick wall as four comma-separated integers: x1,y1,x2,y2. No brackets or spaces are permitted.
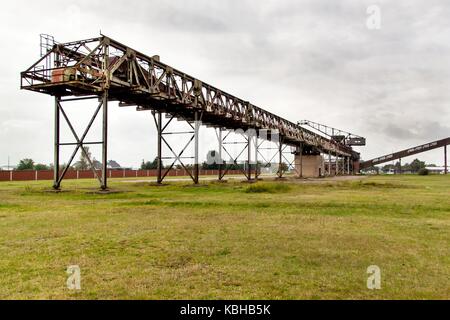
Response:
0,169,246,182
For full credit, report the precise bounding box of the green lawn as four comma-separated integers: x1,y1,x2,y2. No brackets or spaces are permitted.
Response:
0,175,448,299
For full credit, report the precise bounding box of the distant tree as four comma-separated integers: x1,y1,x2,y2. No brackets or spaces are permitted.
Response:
381,164,395,173
362,166,379,174
17,158,34,170
34,163,50,171
394,161,402,173
410,158,425,173
141,157,159,170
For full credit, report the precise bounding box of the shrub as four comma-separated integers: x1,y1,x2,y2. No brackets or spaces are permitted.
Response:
417,168,429,176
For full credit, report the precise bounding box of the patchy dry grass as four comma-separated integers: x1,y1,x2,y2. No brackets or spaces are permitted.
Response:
0,175,448,299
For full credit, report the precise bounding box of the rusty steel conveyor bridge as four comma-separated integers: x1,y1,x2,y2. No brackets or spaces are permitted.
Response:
21,35,360,189
360,137,449,172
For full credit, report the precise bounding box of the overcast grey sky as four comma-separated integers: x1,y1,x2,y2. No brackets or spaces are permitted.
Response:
0,0,449,168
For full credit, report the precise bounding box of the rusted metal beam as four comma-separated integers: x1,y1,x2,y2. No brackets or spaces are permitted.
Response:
361,137,450,169
21,35,358,161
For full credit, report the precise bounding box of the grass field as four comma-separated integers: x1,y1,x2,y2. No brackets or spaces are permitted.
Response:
0,175,448,299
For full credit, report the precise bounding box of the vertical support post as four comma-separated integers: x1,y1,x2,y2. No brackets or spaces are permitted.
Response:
322,154,325,177
194,111,199,184
399,158,402,175
299,144,303,178
328,152,331,176
101,90,108,190
156,112,163,184
218,128,223,180
335,154,338,176
444,145,447,175
255,136,259,179
247,133,252,180
347,157,350,175
53,96,60,189
278,137,283,178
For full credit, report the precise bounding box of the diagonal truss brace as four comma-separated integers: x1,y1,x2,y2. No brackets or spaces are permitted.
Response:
216,129,252,181
153,111,202,184
53,92,109,189
254,138,279,179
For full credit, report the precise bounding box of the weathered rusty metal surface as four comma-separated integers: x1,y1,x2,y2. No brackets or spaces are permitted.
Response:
21,36,358,159
360,137,450,169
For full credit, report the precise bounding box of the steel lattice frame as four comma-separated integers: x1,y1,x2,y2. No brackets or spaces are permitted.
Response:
21,36,361,189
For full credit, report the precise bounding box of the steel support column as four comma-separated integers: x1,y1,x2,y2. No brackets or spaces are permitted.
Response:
346,156,350,175
335,154,338,176
194,111,200,184
277,137,283,178
217,129,251,180
322,154,325,177
152,111,200,184
445,145,447,175
254,133,279,180
218,128,223,180
298,144,303,178
254,135,259,179
53,96,60,189
52,95,107,190
101,90,108,190
328,152,331,176
156,111,163,184
247,133,252,180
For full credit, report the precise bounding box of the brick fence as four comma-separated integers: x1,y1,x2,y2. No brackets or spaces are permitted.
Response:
0,169,242,182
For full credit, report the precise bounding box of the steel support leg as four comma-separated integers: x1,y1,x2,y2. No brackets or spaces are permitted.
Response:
322,154,325,177
347,156,350,175
156,111,162,184
328,152,331,176
278,138,283,178
194,111,199,184
445,145,447,175
335,155,338,176
101,90,108,190
53,96,60,189
299,145,303,178
247,134,252,180
218,129,223,180
255,136,259,179
52,95,107,190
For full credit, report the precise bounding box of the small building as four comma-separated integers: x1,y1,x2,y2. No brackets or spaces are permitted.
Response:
425,166,446,174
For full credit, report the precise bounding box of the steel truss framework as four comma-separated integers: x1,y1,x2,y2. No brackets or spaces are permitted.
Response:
254,137,280,179
53,94,108,189
152,111,201,184
21,35,360,189
216,129,254,181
